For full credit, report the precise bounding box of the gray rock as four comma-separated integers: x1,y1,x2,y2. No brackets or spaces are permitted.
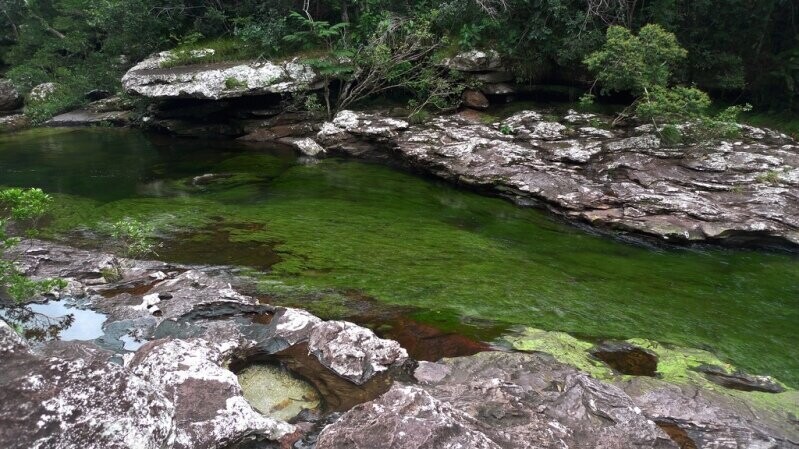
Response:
127,338,294,449
46,109,131,127
308,320,408,385
619,377,799,449
0,320,176,449
122,50,322,100
0,80,21,111
317,110,799,247
444,50,503,72
29,83,57,103
694,364,786,393
319,351,677,449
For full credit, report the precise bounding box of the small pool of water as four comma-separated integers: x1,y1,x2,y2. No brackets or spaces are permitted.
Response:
237,364,321,421
1,128,797,386
1,299,107,342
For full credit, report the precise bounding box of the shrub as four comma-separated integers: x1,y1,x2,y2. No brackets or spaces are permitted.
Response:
108,218,157,259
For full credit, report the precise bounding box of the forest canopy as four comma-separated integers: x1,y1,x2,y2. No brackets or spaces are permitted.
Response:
1,0,797,116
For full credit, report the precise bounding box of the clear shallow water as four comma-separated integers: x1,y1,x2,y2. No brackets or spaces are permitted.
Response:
0,299,107,341
1,128,797,385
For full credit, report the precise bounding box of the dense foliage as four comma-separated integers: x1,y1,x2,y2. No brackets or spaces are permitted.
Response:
1,0,796,118
0,188,65,303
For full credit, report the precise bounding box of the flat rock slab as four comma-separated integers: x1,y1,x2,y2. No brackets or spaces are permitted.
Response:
316,110,799,248
123,50,322,100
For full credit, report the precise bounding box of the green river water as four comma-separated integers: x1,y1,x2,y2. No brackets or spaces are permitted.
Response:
1,127,797,385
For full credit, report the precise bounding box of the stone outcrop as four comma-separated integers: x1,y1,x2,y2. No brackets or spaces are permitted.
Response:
315,109,799,247
3,241,798,448
0,80,21,111
0,321,175,449
0,113,28,133
122,50,322,100
46,96,133,127
318,351,678,449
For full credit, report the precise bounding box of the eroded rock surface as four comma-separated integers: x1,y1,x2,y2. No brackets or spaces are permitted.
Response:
316,109,799,247
318,351,678,449
0,321,175,449
122,50,322,100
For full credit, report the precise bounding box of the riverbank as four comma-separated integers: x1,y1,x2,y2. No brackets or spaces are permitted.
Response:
2,239,797,448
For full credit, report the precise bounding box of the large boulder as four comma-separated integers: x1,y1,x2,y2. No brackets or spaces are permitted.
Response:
317,351,678,449
122,50,323,100
443,50,503,72
0,113,28,133
315,109,799,248
0,80,21,111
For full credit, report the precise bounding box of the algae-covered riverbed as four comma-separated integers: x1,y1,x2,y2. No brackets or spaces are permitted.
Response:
1,127,797,385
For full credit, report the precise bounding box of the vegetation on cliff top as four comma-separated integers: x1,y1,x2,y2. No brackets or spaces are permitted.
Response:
1,0,796,121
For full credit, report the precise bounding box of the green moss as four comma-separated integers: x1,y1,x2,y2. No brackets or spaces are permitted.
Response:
507,327,799,416
506,327,612,378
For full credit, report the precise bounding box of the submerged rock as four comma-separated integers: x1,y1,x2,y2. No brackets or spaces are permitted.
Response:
237,363,320,421
316,109,799,248
122,50,322,100
694,364,786,393
591,340,659,376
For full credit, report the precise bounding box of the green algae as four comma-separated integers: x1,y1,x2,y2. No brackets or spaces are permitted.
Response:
507,327,799,417
237,363,320,421
2,128,798,387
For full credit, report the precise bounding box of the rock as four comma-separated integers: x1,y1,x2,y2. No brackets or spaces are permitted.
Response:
308,321,408,385
462,89,489,109
317,109,799,248
619,377,798,449
444,49,503,72
318,351,677,449
46,109,131,127
191,173,234,186
281,137,326,157
316,385,502,449
694,364,786,393
122,51,322,100
591,341,659,376
127,338,294,449
29,82,57,103
0,320,176,449
0,113,29,133
0,80,21,111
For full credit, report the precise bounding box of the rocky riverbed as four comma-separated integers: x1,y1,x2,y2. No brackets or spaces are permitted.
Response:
1,240,797,448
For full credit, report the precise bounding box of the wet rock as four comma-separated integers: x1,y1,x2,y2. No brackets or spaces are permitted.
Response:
318,351,677,449
308,320,408,385
122,51,322,100
127,338,293,449
318,110,799,248
0,80,21,111
462,89,489,109
694,364,786,393
591,340,659,376
0,113,28,132
281,136,326,157
0,320,176,449
192,173,234,186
